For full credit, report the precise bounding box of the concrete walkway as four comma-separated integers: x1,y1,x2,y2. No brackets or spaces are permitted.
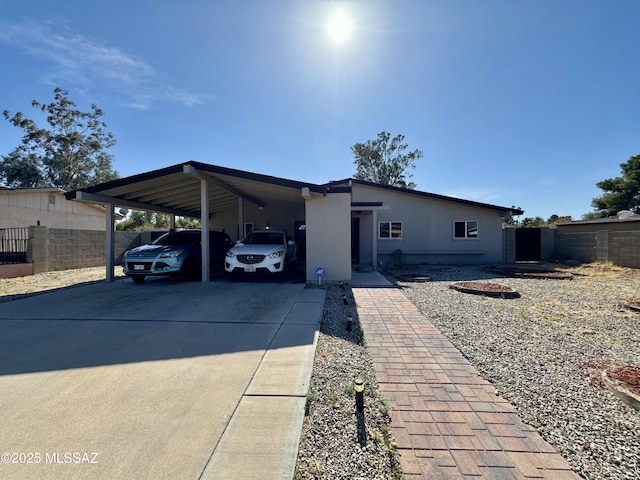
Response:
351,272,581,479
0,279,324,480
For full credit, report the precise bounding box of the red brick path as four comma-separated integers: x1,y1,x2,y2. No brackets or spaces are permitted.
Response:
353,286,581,479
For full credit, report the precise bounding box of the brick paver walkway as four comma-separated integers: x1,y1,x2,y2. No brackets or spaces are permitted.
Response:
353,286,581,479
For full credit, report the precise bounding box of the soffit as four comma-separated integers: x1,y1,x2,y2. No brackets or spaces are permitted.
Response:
66,161,312,218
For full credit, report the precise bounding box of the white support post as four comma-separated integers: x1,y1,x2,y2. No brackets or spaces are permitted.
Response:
106,204,115,282
201,178,210,282
238,197,244,239
372,209,378,271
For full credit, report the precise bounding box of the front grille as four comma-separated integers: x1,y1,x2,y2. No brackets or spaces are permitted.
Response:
237,254,265,265
127,262,153,271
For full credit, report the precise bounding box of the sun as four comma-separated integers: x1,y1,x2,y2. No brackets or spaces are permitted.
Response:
326,9,354,46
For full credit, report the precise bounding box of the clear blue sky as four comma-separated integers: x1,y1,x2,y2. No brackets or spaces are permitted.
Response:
1,0,638,220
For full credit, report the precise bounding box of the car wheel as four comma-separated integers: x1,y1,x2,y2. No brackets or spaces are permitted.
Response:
132,276,145,283
181,257,201,281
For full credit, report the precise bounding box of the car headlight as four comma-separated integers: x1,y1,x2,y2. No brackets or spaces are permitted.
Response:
226,251,235,258
160,249,183,258
268,250,284,259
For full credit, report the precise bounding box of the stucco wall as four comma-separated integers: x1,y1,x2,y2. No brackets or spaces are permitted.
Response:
0,191,108,230
304,191,351,282
351,185,505,264
213,200,305,241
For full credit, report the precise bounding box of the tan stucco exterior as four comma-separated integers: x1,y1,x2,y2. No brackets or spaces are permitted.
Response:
304,190,352,282
0,189,110,230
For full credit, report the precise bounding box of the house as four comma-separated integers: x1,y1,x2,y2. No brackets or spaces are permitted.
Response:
65,161,523,282
0,187,118,230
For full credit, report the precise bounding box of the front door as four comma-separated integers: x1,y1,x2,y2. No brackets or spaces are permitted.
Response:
351,218,360,263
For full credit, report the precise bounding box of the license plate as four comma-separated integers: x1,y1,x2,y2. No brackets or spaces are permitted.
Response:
134,264,145,271
244,266,256,272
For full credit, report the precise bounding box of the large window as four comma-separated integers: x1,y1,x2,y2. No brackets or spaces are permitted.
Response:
454,220,478,239
379,221,402,239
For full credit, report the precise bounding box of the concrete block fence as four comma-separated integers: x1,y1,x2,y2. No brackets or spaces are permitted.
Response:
27,226,152,274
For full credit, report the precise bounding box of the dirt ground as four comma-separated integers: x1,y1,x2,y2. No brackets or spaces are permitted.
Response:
0,266,116,298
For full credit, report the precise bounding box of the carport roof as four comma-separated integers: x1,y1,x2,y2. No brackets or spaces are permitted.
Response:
66,161,523,218
66,161,318,217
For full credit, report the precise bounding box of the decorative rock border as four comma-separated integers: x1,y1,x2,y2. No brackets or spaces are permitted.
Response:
450,281,520,299
601,370,640,411
396,273,430,283
493,267,573,280
623,299,640,312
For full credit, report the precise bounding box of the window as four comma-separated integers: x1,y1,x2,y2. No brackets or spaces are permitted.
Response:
379,221,402,239
454,221,478,239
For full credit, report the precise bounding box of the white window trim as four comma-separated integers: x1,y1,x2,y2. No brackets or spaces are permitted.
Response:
378,221,403,239
453,220,478,240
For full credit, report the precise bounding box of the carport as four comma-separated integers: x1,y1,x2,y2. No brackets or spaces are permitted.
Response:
66,161,313,282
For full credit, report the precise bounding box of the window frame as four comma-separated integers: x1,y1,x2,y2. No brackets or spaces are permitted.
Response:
453,220,478,240
378,221,403,239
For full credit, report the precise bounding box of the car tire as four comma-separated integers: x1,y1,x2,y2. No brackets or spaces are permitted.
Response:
132,276,145,283
181,257,201,281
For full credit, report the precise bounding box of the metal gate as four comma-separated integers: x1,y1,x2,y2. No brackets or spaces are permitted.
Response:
0,227,29,264
515,228,541,262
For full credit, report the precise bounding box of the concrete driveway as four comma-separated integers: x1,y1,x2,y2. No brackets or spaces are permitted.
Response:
0,278,325,480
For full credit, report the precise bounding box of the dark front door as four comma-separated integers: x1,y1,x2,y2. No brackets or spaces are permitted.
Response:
294,221,306,262
351,218,360,263
515,228,541,261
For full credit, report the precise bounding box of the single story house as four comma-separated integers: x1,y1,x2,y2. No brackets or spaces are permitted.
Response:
66,161,523,282
0,187,119,230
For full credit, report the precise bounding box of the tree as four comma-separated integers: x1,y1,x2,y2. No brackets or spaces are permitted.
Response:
351,131,423,189
116,211,173,231
1,87,118,190
591,154,640,215
520,216,545,228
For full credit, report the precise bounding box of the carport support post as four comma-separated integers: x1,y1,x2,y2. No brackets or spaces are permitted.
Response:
200,178,210,282
105,204,115,282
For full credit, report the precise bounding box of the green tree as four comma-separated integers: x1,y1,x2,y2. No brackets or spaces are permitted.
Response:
546,214,572,225
351,131,423,189
1,87,118,190
521,216,545,227
591,154,640,215
581,210,609,220
176,217,201,229
116,211,172,231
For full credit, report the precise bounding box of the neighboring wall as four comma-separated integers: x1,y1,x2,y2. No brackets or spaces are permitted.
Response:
0,190,108,230
27,226,145,273
553,229,640,268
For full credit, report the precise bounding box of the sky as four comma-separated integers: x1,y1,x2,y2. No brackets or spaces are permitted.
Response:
0,0,639,221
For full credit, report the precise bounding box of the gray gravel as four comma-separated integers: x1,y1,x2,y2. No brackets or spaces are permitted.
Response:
294,284,401,480
392,263,640,480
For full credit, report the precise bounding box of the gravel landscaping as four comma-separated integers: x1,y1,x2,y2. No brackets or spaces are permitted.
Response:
389,262,640,480
294,284,401,479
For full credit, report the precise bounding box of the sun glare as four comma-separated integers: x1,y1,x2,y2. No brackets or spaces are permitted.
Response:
327,9,354,46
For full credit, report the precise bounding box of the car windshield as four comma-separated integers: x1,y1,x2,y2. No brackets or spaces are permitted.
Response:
242,232,283,245
152,231,200,246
